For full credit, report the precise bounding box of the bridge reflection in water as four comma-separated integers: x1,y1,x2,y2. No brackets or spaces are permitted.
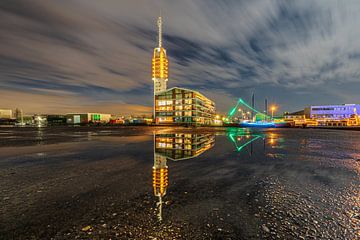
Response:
152,130,280,221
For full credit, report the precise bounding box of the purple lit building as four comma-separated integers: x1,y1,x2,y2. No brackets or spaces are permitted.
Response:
310,104,360,119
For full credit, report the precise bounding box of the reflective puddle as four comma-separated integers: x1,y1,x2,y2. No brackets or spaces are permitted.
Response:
0,127,358,239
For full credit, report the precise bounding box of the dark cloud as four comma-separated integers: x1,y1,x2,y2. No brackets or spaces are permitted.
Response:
0,0,359,115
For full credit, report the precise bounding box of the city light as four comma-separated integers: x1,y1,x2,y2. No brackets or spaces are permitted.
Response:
271,106,276,119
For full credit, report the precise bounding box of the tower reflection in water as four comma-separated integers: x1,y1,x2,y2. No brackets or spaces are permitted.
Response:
152,133,215,221
152,130,281,221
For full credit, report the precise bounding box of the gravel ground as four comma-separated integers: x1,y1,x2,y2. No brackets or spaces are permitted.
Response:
0,126,358,239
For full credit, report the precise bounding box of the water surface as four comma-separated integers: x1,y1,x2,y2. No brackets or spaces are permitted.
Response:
0,127,358,239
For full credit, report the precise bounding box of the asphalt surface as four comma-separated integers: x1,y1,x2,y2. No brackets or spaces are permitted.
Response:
0,126,359,239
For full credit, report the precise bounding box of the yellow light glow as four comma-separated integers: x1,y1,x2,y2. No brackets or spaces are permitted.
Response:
152,48,168,80
153,167,168,197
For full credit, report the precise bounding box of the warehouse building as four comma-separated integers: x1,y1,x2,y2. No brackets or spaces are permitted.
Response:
66,113,111,124
0,109,13,119
47,115,67,125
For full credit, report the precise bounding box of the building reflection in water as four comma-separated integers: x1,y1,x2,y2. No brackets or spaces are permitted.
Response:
152,131,282,221
152,133,215,221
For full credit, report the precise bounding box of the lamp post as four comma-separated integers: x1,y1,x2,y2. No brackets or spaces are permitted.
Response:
271,106,276,120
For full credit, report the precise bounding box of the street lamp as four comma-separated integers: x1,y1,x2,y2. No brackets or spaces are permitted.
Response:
271,106,276,120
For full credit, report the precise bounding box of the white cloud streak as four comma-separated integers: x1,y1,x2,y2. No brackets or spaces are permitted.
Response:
0,0,359,114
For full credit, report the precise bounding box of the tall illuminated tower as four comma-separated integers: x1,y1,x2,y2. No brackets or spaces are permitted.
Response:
152,16,169,116
152,153,168,221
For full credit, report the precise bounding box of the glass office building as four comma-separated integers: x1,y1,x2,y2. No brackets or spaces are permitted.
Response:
155,87,215,126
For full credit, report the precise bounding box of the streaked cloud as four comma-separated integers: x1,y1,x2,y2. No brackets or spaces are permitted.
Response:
0,0,359,114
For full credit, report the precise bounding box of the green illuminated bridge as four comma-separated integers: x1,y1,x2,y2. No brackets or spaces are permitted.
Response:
226,98,271,123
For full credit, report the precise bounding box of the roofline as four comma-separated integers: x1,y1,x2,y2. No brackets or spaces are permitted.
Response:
156,86,213,102
311,104,359,107
65,113,112,115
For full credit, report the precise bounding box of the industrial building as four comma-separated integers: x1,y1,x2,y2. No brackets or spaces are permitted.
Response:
284,107,311,120
310,104,359,119
151,17,216,126
33,115,47,126
0,109,13,119
66,113,111,124
283,107,313,126
47,115,67,125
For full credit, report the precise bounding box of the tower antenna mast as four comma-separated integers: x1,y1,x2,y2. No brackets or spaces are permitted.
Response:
157,16,162,48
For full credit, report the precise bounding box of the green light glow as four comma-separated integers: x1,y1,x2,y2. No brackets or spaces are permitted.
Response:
227,98,270,120
229,107,237,116
228,132,264,152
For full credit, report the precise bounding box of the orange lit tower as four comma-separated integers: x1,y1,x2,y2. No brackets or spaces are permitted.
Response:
152,16,169,116
152,152,168,221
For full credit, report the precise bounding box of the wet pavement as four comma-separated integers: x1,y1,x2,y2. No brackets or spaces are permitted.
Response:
0,126,359,239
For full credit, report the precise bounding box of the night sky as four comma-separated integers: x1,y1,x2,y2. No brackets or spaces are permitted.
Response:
1,0,359,115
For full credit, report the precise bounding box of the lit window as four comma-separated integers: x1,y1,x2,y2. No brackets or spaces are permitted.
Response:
158,101,166,106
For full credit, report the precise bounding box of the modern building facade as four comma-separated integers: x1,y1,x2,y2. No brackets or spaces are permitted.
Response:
155,87,215,125
66,113,111,124
155,133,215,161
310,104,360,119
